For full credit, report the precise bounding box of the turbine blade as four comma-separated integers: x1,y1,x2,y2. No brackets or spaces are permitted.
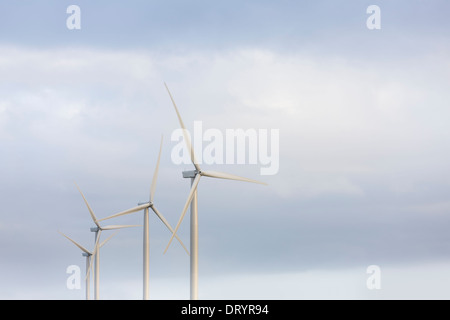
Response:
200,170,267,185
163,174,201,254
86,258,93,281
86,230,102,281
150,135,163,203
86,255,91,283
59,231,92,255
164,82,201,172
151,205,190,256
97,203,149,222
100,224,140,230
99,231,118,248
74,182,100,228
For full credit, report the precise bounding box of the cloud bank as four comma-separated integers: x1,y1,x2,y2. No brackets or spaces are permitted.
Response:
1,41,450,299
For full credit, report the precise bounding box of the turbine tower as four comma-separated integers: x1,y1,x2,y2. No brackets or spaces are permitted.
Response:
163,83,267,300
75,183,139,300
98,136,189,300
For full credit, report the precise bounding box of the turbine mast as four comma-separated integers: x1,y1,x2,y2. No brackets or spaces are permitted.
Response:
143,207,150,300
184,170,199,300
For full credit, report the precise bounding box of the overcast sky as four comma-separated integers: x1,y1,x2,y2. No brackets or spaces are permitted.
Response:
1,0,450,300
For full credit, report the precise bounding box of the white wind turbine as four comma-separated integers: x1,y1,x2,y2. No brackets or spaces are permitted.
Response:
97,136,189,300
163,83,267,300
59,231,116,300
75,183,139,300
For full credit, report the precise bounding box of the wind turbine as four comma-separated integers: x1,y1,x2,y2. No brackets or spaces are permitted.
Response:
59,231,116,300
75,183,139,300
163,83,267,300
97,136,189,300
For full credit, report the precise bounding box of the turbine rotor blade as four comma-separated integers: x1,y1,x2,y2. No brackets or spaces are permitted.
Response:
86,230,102,281
85,259,92,281
100,224,140,230
59,231,92,255
200,170,267,185
163,174,201,254
151,205,190,256
97,203,149,222
75,182,100,228
164,82,201,172
150,135,163,203
99,231,118,248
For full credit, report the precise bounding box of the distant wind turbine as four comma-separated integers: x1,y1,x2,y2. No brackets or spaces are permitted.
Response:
59,231,116,300
163,83,267,300
75,183,139,300
98,136,189,300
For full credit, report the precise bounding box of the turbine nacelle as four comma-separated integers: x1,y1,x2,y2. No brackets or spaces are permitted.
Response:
182,170,199,179
137,201,153,207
